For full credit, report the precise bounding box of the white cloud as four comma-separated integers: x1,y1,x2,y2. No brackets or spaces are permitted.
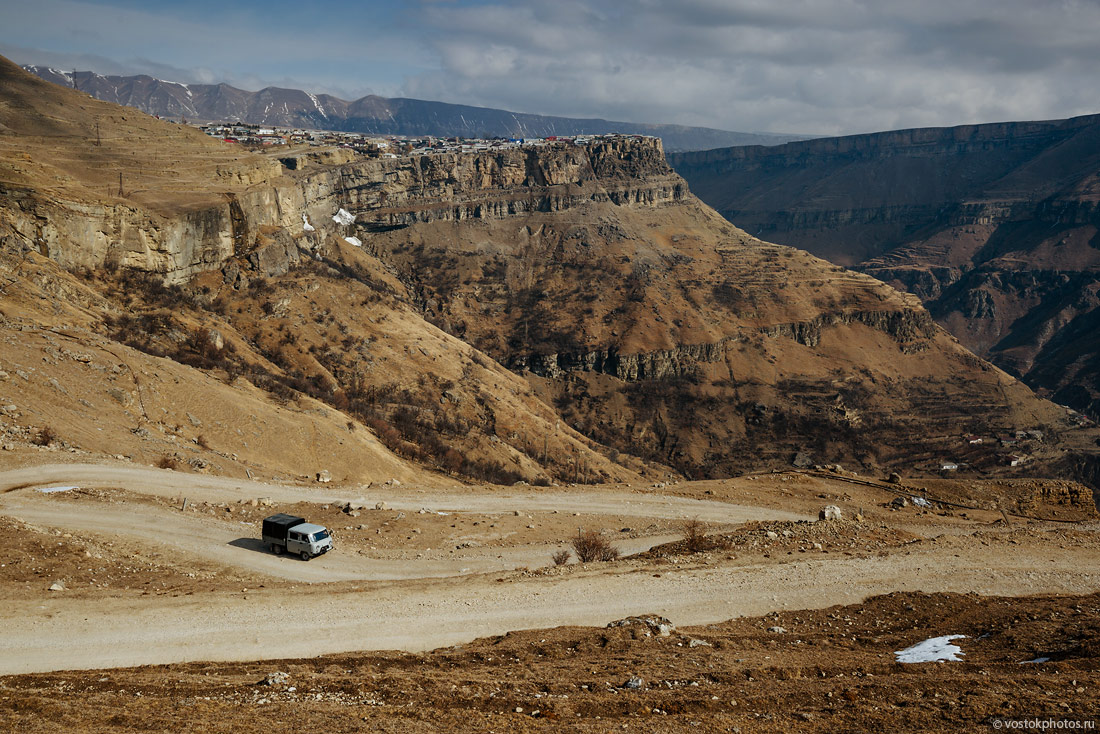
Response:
401,0,1100,134
2,0,1099,135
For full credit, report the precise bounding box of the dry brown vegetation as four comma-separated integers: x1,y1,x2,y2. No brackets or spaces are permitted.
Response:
571,529,621,562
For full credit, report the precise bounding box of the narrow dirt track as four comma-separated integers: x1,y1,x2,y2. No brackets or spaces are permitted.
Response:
2,541,1096,675
0,463,794,522
0,495,686,582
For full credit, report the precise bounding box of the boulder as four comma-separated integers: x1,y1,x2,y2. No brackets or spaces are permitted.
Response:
607,615,675,637
890,496,909,509
315,470,332,483
818,505,843,521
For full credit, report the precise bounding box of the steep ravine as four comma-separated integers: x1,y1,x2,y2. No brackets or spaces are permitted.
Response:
670,114,1100,420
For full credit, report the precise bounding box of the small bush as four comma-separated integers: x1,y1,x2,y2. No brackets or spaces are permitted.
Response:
196,434,210,449
33,426,57,446
571,529,620,563
157,455,180,470
683,517,709,553
551,549,571,566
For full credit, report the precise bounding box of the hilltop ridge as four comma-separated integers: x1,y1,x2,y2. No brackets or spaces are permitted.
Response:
22,64,802,153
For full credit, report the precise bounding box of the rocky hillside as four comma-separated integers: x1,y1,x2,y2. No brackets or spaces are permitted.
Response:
22,65,800,153
3,56,1098,485
670,115,1100,420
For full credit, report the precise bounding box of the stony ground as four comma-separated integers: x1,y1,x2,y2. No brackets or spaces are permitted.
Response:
1,464,1099,731
2,591,1099,733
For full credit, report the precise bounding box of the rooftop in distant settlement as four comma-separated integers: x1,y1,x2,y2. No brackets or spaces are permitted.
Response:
193,121,654,158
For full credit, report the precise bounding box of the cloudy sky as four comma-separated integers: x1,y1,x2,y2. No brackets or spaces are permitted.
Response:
2,0,1098,136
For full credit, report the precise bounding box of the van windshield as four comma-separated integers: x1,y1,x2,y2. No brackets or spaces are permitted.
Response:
309,529,330,542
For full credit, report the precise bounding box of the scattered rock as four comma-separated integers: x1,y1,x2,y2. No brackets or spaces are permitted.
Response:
186,413,202,427
206,329,225,351
765,531,779,540
608,615,675,637
374,501,388,511
315,470,332,483
888,472,902,484
623,676,645,689
106,387,132,406
688,638,711,648
48,581,66,592
260,672,290,687
767,626,787,634
819,505,843,521
890,496,909,509
2,443,14,451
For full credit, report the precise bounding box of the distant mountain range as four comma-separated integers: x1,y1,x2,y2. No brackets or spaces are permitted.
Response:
23,65,801,152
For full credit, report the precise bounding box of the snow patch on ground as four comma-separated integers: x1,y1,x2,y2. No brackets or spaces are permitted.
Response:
344,236,362,247
1019,657,1050,664
911,496,932,508
35,486,79,493
333,209,355,226
895,635,967,663
302,214,315,232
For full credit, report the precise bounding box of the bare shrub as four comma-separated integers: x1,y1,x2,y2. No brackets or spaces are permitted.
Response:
683,517,709,553
196,434,210,449
551,549,571,566
571,529,620,563
157,455,180,470
33,425,57,446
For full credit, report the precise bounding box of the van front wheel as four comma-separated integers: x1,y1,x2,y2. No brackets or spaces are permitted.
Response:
300,550,311,561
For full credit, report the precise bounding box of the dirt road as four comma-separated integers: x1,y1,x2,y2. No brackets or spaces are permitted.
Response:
0,463,791,522
2,539,1096,675
3,463,1099,678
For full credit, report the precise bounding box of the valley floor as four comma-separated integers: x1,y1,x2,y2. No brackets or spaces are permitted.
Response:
1,463,1098,731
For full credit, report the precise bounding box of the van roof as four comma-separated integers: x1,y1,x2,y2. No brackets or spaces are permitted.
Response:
293,522,327,534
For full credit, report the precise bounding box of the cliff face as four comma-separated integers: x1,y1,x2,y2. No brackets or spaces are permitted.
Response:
670,115,1100,419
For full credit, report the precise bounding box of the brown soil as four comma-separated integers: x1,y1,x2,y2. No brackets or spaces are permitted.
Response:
2,591,1098,733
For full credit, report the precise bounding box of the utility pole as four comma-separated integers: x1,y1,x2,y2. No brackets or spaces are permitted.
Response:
94,121,100,147
117,172,124,197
